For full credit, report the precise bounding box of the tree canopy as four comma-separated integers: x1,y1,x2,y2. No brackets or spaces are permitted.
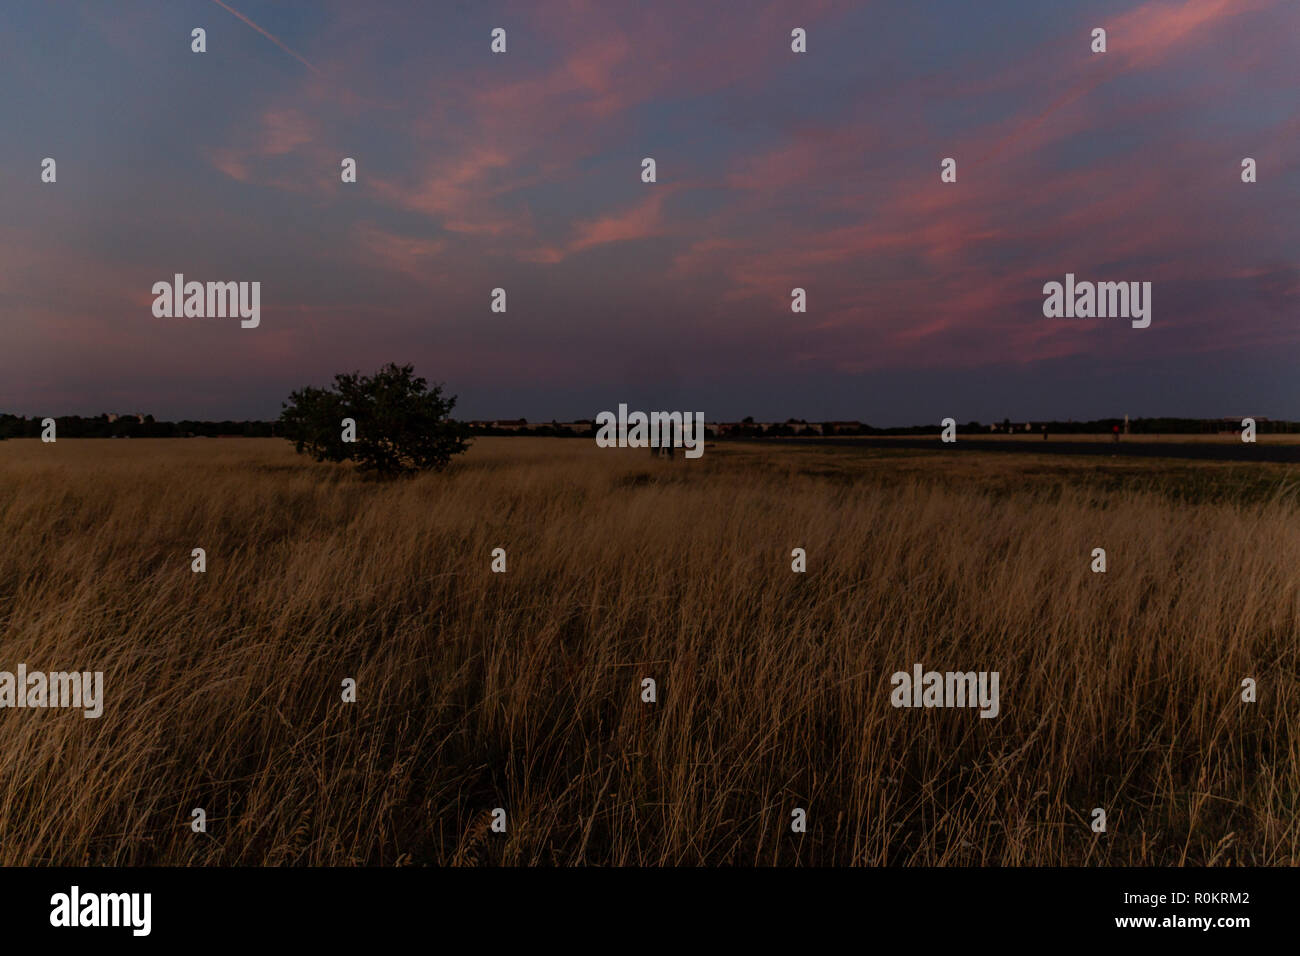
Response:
280,363,469,476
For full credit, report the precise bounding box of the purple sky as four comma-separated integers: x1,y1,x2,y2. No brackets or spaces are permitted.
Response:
1,0,1297,424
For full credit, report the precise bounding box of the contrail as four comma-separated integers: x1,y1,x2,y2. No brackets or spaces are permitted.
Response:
206,0,321,74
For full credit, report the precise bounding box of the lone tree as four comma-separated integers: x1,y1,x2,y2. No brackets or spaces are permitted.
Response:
280,363,470,476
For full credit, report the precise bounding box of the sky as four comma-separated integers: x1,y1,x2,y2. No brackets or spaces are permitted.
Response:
0,0,1296,425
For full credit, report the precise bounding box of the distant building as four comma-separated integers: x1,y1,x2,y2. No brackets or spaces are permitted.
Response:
820,421,863,436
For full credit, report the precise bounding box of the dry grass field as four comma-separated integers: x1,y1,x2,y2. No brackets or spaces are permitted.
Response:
0,436,1296,865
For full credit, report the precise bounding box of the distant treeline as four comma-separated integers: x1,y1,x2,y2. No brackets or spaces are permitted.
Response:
0,414,276,439
815,417,1298,437
467,417,1299,438
1,414,1293,440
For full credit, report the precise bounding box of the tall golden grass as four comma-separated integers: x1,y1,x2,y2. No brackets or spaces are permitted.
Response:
0,437,1295,865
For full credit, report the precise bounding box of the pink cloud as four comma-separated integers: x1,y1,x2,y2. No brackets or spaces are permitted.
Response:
353,224,447,281
260,109,316,155
569,190,673,251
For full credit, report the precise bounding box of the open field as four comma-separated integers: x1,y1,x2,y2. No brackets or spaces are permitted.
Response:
0,437,1296,865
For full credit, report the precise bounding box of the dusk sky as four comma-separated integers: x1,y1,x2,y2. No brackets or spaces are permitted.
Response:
1,0,1297,424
